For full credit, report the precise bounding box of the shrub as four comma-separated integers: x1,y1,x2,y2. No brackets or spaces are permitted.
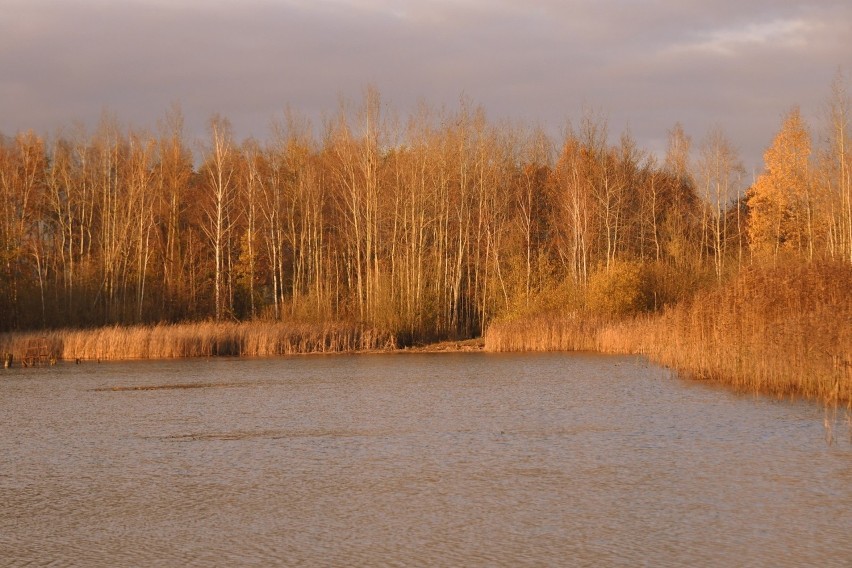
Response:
586,261,653,317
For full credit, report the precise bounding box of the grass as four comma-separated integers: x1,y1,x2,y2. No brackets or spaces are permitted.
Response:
4,260,849,408
482,313,603,353
487,260,852,407
0,321,396,361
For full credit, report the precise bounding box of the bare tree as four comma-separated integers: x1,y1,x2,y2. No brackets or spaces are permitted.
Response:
698,127,744,279
200,115,239,320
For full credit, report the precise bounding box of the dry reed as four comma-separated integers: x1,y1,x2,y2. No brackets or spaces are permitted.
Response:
0,321,396,362
487,261,852,407
484,313,604,352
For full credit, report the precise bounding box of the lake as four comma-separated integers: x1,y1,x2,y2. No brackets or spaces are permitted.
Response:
1,353,850,566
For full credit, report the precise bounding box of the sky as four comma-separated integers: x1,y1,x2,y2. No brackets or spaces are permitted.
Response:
1,0,850,173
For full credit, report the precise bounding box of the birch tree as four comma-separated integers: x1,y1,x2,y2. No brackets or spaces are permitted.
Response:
698,127,743,278
200,115,239,320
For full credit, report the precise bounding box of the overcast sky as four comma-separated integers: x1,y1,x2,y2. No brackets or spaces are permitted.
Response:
2,0,850,172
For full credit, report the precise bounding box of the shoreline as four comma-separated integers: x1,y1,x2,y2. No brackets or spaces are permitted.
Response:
3,331,848,410
0,325,487,366
3,268,849,411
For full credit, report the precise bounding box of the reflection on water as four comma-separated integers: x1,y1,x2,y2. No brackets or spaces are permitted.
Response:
1,353,850,566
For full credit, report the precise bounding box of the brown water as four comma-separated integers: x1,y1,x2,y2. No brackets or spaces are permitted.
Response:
1,353,850,567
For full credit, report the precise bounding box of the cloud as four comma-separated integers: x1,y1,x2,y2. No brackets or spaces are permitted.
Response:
0,0,850,171
666,17,815,58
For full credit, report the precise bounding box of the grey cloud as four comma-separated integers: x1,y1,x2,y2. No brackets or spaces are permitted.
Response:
1,0,850,172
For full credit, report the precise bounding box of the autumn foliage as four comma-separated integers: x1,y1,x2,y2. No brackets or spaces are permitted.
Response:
1,79,851,403
747,107,814,256
0,98,719,337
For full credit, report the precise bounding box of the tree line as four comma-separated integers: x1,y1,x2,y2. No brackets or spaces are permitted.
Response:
1,79,850,340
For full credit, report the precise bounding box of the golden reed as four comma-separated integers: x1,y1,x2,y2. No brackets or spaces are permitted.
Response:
487,261,852,407
482,313,604,353
0,321,396,361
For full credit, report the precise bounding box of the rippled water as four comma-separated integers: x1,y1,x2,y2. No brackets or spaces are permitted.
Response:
1,353,850,566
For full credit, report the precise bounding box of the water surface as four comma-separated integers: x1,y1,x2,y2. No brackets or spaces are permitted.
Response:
1,353,850,566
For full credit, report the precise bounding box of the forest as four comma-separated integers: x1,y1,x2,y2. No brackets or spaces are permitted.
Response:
0,80,850,347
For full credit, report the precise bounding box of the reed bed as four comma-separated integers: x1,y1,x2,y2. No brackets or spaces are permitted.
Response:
488,261,852,407
0,321,396,361
484,313,604,352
